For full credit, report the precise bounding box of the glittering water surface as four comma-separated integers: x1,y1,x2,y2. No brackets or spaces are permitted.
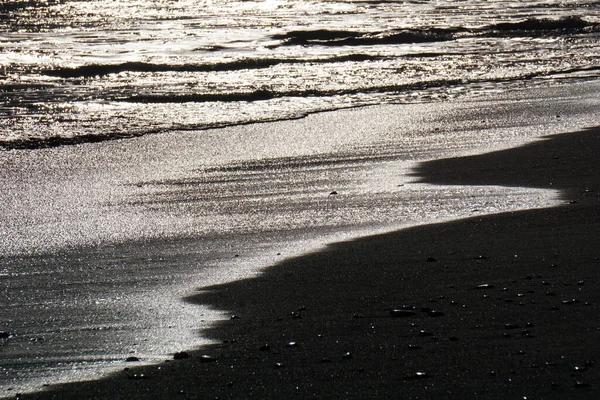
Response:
1,0,599,147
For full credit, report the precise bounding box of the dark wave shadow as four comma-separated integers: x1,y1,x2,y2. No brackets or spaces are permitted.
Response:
413,126,599,203
23,127,600,399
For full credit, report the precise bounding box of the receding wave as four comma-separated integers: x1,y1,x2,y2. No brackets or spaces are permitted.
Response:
271,16,599,48
485,15,599,35
121,79,468,104
43,55,390,78
272,28,461,47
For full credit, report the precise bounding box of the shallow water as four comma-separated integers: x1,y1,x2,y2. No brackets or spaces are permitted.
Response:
1,0,599,147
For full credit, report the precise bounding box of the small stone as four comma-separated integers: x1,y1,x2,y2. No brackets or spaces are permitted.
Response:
199,355,217,363
342,352,353,360
173,352,190,360
287,341,298,347
126,356,140,362
574,382,590,388
428,310,445,317
291,312,302,319
231,315,240,319
0,331,10,339
407,344,422,350
404,371,429,380
419,330,433,337
274,362,284,369
127,374,146,380
390,309,416,318
475,284,494,290
562,299,579,305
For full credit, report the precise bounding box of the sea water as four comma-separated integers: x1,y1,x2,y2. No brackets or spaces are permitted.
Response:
1,0,599,148
1,0,600,396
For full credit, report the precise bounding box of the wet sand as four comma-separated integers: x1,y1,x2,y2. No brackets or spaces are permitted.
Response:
18,121,600,397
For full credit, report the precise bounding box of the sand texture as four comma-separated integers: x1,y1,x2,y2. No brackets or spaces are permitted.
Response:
18,120,600,399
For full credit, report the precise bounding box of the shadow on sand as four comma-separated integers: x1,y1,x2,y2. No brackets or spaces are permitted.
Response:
24,127,600,399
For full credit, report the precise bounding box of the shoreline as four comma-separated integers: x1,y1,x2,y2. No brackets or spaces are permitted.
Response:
10,88,599,398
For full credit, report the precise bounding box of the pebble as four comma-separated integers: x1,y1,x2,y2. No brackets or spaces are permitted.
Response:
404,371,429,380
200,355,217,363
342,352,353,360
126,356,140,362
428,311,445,317
475,284,494,289
390,309,416,318
562,299,579,305
574,382,590,388
127,374,146,380
0,331,10,339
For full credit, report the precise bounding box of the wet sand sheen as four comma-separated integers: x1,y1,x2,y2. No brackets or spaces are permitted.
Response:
21,126,600,398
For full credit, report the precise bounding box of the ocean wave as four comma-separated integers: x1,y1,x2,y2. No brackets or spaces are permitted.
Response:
270,16,598,48
271,28,460,47
42,55,389,78
484,15,599,35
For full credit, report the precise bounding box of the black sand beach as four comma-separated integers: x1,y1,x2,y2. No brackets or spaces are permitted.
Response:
12,89,599,399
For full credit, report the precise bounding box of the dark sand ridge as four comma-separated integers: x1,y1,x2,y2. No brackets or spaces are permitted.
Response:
21,126,599,399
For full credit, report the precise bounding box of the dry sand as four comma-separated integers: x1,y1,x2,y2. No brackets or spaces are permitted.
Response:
17,117,600,398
